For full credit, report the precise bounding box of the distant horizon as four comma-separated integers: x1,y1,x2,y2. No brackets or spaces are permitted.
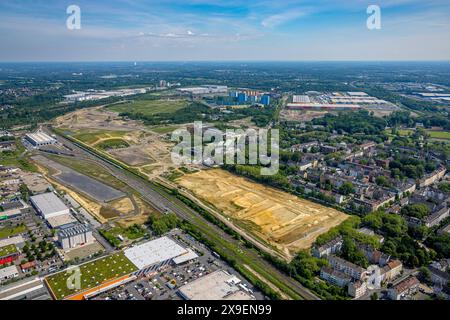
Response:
1,1,449,61
1,60,450,64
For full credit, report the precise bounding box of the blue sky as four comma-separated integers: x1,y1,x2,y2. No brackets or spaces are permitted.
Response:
0,0,449,61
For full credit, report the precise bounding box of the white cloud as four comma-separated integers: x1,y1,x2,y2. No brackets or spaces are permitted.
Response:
261,9,307,28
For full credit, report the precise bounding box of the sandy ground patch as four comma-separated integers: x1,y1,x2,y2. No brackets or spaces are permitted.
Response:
63,241,105,262
109,197,135,215
177,169,349,257
280,109,329,122
108,145,154,166
115,196,156,228
54,106,140,131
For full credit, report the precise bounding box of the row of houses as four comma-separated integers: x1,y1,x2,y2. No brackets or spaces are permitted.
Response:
314,235,404,299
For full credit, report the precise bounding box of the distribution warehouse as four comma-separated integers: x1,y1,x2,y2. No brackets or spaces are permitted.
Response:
30,192,70,219
24,131,57,147
124,236,198,275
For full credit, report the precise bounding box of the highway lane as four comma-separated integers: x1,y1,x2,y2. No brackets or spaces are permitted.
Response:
48,128,320,300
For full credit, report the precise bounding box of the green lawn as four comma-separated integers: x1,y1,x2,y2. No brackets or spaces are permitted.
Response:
0,225,27,239
108,225,146,240
71,130,128,145
46,252,138,300
385,129,450,140
148,125,181,134
398,129,414,136
108,99,188,116
0,140,38,172
428,131,450,140
100,225,146,247
95,139,130,150
0,244,18,257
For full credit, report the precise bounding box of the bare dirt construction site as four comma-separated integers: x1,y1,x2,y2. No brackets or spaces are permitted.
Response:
54,107,177,178
280,109,330,122
280,106,398,122
177,169,349,259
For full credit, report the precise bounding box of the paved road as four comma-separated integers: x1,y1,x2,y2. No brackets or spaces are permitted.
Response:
49,129,320,300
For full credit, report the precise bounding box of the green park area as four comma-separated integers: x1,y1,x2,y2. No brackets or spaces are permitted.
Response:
99,225,146,247
70,130,128,145
45,252,138,300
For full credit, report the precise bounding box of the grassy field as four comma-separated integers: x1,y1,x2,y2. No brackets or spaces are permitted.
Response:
100,225,146,247
428,131,450,140
108,225,146,240
0,244,18,257
0,140,38,172
397,129,414,136
108,99,188,116
46,252,137,300
0,225,27,239
71,130,128,145
96,139,130,150
386,128,450,140
148,125,181,134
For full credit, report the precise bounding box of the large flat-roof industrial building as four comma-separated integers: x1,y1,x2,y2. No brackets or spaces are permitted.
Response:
30,192,70,219
178,270,255,300
25,131,57,147
58,223,94,250
124,236,198,275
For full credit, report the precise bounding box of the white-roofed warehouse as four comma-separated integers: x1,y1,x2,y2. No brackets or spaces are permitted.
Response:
25,131,57,147
30,192,70,219
124,236,196,275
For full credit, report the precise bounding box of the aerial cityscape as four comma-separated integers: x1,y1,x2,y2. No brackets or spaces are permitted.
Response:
1,0,450,312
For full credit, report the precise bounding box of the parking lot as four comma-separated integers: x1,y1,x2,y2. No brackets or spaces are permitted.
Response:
93,229,263,300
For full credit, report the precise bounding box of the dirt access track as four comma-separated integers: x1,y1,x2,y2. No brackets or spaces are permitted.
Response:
177,169,349,260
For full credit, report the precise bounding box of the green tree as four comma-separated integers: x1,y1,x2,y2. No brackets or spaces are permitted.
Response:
401,204,431,219
339,182,355,196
